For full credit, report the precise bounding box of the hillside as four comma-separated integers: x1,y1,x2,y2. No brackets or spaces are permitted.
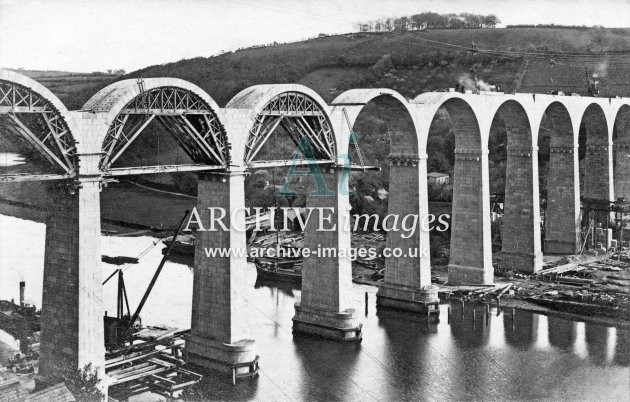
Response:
11,27,630,255
20,28,630,191
123,27,630,107
34,74,120,110
6,70,120,110
17,28,630,111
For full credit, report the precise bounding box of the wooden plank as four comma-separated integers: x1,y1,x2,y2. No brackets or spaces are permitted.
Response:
109,363,152,377
105,164,222,176
114,367,168,384
151,374,176,384
106,350,161,369
147,357,176,368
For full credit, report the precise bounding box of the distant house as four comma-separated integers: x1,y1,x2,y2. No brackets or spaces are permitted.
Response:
427,172,449,185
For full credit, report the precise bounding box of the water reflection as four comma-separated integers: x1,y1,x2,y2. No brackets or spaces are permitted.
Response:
503,309,537,349
1,213,629,400
615,328,630,366
377,310,446,400
449,302,491,348
585,323,609,364
254,278,299,298
574,322,588,359
293,338,362,400
548,316,576,350
0,153,26,167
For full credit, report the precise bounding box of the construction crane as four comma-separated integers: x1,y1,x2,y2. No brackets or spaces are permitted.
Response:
103,210,190,349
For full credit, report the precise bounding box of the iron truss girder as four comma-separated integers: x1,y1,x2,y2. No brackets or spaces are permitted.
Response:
100,86,228,172
245,91,336,164
0,80,77,175
122,87,207,114
0,173,73,182
104,163,224,176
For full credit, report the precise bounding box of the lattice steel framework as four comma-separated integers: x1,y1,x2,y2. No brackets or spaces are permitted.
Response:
100,86,228,172
245,92,336,164
0,80,77,180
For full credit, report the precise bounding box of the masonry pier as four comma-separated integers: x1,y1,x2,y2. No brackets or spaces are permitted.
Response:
292,168,362,341
185,172,259,379
376,154,439,315
39,176,105,386
3,67,630,390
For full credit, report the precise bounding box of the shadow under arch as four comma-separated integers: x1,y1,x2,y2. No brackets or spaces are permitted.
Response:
490,100,543,272
580,103,611,204
333,89,430,294
425,96,492,285
613,104,630,202
538,101,581,254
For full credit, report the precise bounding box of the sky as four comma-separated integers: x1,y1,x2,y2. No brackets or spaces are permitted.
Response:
1,0,629,73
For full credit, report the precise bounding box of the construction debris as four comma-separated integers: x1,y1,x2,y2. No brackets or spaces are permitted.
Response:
107,326,201,399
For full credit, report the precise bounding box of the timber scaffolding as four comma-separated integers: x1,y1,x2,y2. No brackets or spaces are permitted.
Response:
104,211,203,399
106,327,202,399
580,197,630,253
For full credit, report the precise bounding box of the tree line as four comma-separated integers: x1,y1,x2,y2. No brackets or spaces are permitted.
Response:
506,24,599,30
354,12,500,33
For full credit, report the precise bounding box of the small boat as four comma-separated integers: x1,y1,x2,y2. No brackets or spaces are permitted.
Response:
102,255,140,265
162,233,195,256
254,258,302,284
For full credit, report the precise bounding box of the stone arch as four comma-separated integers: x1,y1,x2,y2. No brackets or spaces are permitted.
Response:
226,84,337,167
331,88,418,154
494,100,533,148
81,78,229,173
579,103,611,202
0,69,79,180
419,95,491,285
613,104,630,201
539,102,581,254
491,100,542,272
331,88,433,305
225,84,361,341
437,97,483,150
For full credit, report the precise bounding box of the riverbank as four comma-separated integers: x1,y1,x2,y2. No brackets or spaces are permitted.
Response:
351,256,630,328
99,184,630,329
498,297,630,328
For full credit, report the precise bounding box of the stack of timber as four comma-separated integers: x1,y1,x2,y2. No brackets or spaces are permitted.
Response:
440,283,513,303
106,326,201,399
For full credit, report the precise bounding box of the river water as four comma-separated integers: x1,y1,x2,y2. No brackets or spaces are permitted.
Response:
1,211,629,400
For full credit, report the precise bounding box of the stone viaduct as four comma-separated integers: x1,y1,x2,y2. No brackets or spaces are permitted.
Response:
1,68,629,386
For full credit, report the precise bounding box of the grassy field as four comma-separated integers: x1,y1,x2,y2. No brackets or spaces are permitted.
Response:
5,27,629,257
14,27,630,110
34,74,119,110
6,70,119,110
123,27,630,105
